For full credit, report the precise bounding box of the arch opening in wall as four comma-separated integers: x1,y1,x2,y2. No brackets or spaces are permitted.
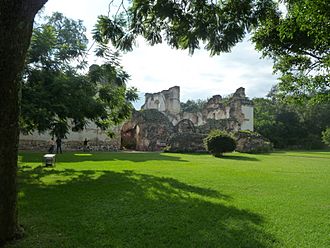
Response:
121,124,139,150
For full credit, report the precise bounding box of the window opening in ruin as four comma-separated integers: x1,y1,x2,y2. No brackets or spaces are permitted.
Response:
155,100,160,109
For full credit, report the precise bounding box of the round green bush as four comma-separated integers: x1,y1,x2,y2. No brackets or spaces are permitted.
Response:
204,130,236,157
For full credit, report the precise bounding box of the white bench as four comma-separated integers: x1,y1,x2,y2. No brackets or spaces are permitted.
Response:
43,154,56,167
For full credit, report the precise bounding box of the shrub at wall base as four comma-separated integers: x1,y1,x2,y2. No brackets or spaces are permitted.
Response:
204,130,236,157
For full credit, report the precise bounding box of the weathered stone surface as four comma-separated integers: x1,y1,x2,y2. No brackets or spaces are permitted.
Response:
141,86,181,115
196,119,240,134
141,86,253,132
19,123,121,151
19,139,120,152
19,140,49,151
233,87,246,98
175,119,196,133
121,109,175,151
166,133,207,153
180,112,203,126
233,131,273,153
122,86,255,152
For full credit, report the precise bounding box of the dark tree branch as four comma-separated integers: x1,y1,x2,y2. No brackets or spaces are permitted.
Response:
300,50,323,61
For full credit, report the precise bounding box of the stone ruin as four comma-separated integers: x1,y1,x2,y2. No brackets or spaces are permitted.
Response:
19,86,261,153
121,86,254,151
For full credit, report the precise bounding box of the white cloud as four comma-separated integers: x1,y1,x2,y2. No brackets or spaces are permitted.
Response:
122,38,278,108
43,0,279,109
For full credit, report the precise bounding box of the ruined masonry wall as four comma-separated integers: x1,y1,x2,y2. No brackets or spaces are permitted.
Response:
141,86,254,132
142,86,181,115
19,124,121,151
241,105,254,131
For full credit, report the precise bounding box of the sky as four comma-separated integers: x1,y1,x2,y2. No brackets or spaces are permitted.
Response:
43,0,278,109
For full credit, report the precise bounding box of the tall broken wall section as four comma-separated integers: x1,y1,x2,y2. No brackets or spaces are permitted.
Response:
141,86,181,116
141,86,254,132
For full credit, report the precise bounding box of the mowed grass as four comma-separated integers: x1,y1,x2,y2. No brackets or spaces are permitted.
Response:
6,151,330,248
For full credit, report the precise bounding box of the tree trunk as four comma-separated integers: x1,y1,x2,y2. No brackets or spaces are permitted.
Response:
0,0,47,245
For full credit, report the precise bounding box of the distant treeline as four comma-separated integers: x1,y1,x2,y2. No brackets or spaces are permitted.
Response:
253,98,330,149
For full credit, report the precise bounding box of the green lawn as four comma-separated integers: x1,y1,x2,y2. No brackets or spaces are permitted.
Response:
6,151,330,247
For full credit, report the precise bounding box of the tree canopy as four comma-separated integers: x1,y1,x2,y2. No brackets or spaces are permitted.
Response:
94,0,329,104
21,12,138,138
94,0,277,54
252,0,330,104
180,99,206,113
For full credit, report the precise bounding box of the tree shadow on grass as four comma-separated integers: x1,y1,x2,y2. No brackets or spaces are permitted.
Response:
19,151,189,164
10,167,278,248
219,155,259,162
182,152,260,162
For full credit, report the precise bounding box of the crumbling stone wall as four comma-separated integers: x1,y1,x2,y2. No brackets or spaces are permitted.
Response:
175,119,196,133
233,131,273,153
166,133,207,153
202,88,253,131
141,86,253,132
124,86,254,151
196,119,240,133
141,86,181,115
19,139,120,152
121,109,175,151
